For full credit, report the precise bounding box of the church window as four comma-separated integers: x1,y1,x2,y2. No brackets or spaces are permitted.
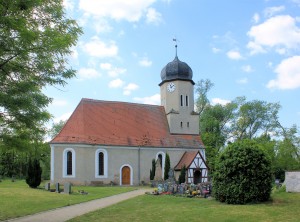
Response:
186,95,189,106
63,148,76,178
180,95,183,106
98,152,104,176
180,122,183,127
67,151,72,175
187,122,190,127
95,149,108,178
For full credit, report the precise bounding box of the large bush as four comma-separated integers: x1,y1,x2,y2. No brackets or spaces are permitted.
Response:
213,139,272,204
26,158,42,188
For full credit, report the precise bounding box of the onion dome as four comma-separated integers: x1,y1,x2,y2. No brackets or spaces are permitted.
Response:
159,45,194,85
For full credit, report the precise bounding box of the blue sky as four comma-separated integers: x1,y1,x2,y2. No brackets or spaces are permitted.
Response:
45,0,300,130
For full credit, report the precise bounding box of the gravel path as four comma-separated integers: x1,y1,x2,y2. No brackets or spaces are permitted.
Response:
6,189,151,222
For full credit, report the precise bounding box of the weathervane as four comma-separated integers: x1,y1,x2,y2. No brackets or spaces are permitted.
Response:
173,38,178,57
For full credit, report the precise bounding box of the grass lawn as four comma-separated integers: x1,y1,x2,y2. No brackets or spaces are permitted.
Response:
68,188,300,222
0,179,136,221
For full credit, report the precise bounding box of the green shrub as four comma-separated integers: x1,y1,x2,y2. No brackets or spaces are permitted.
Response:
164,153,170,180
178,165,186,184
26,158,42,188
213,139,273,204
150,158,156,180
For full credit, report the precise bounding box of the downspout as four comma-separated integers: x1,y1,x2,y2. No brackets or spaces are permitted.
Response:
138,147,141,185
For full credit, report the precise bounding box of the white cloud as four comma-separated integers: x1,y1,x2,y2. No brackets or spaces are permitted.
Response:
77,68,101,80
211,98,231,106
241,65,254,73
82,36,118,58
292,0,300,7
54,112,72,123
100,63,126,77
212,47,221,53
70,47,78,59
247,15,300,54
52,99,68,107
108,68,127,77
139,57,153,67
252,13,260,23
267,56,300,90
123,83,139,95
133,94,160,105
227,50,243,60
63,0,74,11
79,0,156,22
93,19,113,33
146,7,163,25
100,63,112,70
236,78,248,84
109,78,125,88
264,6,285,18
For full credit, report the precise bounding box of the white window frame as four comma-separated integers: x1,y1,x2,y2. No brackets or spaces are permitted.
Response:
63,148,76,178
95,149,108,178
155,151,166,180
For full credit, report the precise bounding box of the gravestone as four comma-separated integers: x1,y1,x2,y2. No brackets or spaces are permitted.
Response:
55,183,60,193
157,184,163,194
163,183,169,192
64,182,72,194
285,171,300,192
45,182,50,191
179,185,184,194
154,160,162,181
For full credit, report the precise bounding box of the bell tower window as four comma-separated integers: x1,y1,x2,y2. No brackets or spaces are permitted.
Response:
186,95,189,106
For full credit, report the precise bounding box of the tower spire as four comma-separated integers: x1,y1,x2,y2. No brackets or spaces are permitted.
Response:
173,38,178,58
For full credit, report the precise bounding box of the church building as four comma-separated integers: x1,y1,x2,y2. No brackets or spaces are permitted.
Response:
50,49,208,185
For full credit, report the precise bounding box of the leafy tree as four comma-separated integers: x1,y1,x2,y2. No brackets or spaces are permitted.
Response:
178,165,186,184
195,79,214,116
48,120,66,140
150,158,156,180
200,101,238,171
213,139,272,204
164,153,170,180
0,0,82,148
26,158,42,188
232,100,280,140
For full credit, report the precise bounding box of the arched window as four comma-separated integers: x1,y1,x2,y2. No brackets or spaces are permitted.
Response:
95,149,108,178
63,148,75,178
180,95,183,106
98,152,104,176
67,151,72,175
186,95,189,106
155,152,166,180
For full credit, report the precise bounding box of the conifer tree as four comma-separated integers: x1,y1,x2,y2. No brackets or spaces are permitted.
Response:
26,158,42,188
164,153,170,180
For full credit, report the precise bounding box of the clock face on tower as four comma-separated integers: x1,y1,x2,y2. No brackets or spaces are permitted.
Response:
167,82,176,92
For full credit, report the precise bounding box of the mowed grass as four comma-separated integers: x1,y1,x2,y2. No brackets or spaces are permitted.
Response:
69,190,300,222
0,180,136,221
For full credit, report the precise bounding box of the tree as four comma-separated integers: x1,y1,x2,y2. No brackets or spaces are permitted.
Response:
26,158,42,188
150,158,156,180
164,153,170,180
0,0,82,149
213,140,272,204
178,165,186,184
232,100,281,140
48,120,66,140
195,79,214,116
200,101,238,171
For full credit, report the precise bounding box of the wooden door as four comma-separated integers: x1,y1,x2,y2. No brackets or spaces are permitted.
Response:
122,166,130,185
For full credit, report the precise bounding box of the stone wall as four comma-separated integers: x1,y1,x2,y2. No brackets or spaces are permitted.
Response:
285,171,300,192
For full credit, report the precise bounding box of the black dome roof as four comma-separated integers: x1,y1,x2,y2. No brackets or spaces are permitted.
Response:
160,56,194,85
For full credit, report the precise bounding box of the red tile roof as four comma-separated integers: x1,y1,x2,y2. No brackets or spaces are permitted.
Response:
174,151,199,170
50,98,204,149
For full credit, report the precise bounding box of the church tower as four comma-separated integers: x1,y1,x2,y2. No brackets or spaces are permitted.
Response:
159,45,199,135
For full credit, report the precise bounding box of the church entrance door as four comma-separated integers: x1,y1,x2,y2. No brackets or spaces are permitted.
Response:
122,166,130,185
194,170,202,184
